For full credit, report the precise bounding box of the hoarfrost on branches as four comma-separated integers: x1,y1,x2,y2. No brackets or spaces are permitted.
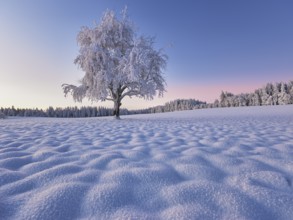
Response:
62,8,167,118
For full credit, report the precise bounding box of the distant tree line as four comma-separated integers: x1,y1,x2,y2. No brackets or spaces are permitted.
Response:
0,81,292,118
146,99,206,113
144,80,293,112
0,106,125,118
0,99,204,118
213,81,293,108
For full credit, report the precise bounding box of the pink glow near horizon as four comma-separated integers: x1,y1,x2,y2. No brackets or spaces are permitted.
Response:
166,83,264,103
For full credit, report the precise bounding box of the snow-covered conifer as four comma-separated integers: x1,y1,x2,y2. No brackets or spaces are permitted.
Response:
278,82,291,105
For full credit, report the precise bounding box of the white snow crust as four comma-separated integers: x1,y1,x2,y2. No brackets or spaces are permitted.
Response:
0,105,293,219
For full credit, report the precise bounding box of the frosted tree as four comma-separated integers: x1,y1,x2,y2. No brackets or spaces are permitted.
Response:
62,8,167,118
278,82,291,104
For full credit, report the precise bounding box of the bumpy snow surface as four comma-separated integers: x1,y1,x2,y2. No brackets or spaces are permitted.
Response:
0,106,293,220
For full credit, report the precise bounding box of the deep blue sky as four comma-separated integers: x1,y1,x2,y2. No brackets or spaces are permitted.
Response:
0,0,292,109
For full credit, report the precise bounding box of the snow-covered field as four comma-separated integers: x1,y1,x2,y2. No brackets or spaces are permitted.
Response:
0,105,292,220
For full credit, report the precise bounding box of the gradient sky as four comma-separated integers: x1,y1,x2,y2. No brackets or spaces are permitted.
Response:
0,0,292,110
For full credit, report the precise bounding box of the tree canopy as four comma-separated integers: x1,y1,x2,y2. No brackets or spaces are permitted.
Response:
63,8,167,118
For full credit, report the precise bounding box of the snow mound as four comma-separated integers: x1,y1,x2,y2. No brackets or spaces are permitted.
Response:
0,105,292,219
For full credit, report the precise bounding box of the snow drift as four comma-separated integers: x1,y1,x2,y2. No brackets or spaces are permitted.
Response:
0,105,292,219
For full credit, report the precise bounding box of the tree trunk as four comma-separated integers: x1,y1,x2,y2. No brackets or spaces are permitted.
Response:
113,99,121,119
